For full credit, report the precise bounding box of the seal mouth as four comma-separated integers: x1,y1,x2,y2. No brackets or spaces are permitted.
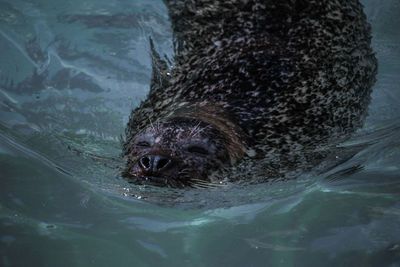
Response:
124,167,185,186
141,175,169,185
136,174,191,188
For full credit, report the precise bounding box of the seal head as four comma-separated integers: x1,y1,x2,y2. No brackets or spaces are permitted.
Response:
124,114,245,187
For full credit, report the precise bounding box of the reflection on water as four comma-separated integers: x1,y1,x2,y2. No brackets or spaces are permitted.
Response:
1,0,400,266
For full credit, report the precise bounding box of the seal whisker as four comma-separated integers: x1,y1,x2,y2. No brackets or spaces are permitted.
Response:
148,117,157,134
189,178,226,188
188,121,202,138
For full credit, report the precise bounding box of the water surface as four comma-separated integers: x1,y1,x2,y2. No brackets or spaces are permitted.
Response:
1,0,400,266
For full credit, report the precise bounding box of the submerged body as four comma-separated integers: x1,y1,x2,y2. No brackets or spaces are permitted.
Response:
123,0,377,187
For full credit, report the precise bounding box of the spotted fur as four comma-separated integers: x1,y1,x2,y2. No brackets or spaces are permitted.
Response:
123,0,377,186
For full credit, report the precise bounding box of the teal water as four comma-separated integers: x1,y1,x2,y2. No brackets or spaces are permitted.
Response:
1,0,400,266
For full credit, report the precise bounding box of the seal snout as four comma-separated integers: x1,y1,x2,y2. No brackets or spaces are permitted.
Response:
138,154,174,175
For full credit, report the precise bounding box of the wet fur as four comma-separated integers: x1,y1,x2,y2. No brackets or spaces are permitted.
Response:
123,0,377,185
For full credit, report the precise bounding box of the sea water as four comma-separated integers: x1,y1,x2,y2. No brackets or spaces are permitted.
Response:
0,0,399,266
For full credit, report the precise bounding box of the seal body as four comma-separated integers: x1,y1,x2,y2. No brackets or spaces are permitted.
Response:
123,0,377,187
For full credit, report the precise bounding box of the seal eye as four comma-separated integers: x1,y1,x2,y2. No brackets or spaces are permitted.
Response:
187,145,209,155
136,141,151,148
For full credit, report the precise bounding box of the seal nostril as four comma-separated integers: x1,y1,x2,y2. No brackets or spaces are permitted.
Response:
139,156,151,170
156,158,171,170
138,155,172,173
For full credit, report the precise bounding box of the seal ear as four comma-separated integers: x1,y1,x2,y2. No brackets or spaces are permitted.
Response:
149,37,171,96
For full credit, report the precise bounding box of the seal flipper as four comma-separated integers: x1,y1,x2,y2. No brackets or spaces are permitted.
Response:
149,37,171,96
124,39,172,152
162,0,230,59
161,0,190,57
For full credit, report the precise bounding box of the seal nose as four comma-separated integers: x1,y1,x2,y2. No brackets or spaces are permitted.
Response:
138,155,173,173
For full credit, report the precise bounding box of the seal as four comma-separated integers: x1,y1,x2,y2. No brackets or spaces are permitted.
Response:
123,0,377,187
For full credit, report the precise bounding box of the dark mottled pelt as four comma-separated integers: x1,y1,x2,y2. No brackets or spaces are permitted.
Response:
123,0,377,187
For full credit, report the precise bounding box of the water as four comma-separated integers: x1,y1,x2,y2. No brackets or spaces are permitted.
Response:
1,0,400,266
